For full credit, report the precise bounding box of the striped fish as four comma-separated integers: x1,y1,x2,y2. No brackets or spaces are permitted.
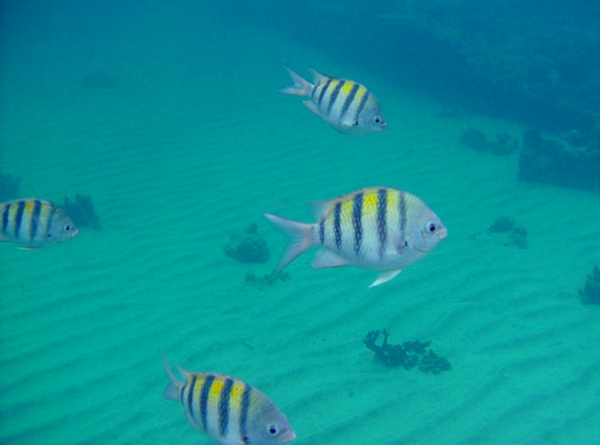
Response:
279,67,386,136
264,187,447,287
0,198,78,249
161,353,295,445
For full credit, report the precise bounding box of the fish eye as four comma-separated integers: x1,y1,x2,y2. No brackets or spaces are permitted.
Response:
425,222,438,234
266,423,279,436
64,224,72,232
373,115,383,125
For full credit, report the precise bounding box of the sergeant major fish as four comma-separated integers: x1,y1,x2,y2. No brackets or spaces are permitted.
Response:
264,187,447,287
161,353,296,445
0,198,78,249
279,67,386,136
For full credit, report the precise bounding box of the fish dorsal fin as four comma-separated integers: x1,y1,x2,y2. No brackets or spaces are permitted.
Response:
308,68,329,85
308,198,339,220
312,249,350,269
369,269,402,287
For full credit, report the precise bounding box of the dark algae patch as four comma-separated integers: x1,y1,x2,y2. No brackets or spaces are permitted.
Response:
224,223,270,263
364,329,451,375
63,194,102,230
578,265,600,305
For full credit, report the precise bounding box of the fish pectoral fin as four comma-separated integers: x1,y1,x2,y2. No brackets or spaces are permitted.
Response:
312,249,350,268
302,100,321,117
369,269,402,288
340,115,359,127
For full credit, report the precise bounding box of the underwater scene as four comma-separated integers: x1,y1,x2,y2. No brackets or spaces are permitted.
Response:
1,0,600,444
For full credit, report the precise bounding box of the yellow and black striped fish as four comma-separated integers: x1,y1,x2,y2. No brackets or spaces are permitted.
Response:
264,187,447,287
0,198,78,249
279,67,386,136
161,353,295,445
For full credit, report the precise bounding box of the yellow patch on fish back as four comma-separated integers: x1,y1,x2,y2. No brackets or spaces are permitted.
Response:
340,81,356,95
361,189,380,217
227,379,247,412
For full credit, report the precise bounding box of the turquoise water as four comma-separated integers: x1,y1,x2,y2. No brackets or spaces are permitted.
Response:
2,1,600,444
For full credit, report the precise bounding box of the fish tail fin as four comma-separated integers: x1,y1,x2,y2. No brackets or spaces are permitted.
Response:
264,212,314,271
160,351,181,401
278,66,313,97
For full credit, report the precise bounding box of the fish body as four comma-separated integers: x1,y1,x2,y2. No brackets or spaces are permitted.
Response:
279,67,386,136
161,353,295,445
264,187,447,287
0,198,78,249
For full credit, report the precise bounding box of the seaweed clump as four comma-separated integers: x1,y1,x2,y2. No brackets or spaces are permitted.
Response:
0,172,21,202
244,270,290,288
62,194,102,230
487,216,527,249
364,329,451,375
578,266,600,305
519,129,600,192
223,223,270,263
459,128,519,155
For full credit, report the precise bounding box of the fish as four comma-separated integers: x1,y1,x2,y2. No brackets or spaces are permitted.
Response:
0,198,78,249
264,187,447,287
279,67,386,136
161,353,296,445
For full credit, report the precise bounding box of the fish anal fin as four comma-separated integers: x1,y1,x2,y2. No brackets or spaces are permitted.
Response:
312,249,350,269
369,269,402,287
302,100,321,117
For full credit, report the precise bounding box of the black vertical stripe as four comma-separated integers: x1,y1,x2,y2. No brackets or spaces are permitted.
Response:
14,200,26,239
187,375,197,423
354,90,370,124
352,192,363,255
377,189,388,259
239,383,252,443
340,82,359,120
30,199,42,241
218,378,234,437
399,191,407,242
46,203,57,238
317,79,332,107
319,219,325,245
1,204,9,236
326,80,345,116
200,375,215,432
333,202,342,250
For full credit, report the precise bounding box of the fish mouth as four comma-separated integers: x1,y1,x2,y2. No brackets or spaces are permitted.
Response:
280,429,296,443
438,227,449,239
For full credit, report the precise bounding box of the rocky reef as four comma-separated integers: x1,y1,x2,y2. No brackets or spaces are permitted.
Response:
0,172,21,202
578,265,600,305
223,223,270,263
364,329,451,375
62,194,102,230
459,128,519,155
518,129,600,192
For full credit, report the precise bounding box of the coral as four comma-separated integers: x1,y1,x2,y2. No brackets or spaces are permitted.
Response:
244,270,290,288
62,194,102,230
363,329,450,374
223,224,270,263
487,216,527,249
0,172,21,202
578,265,600,305
459,128,488,152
